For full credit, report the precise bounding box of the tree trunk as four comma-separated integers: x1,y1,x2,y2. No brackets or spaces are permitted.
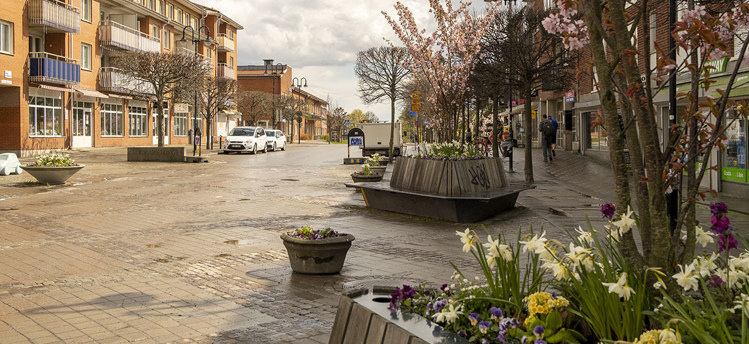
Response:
388,97,395,162
475,97,482,137
522,87,534,185
492,96,499,158
156,96,164,148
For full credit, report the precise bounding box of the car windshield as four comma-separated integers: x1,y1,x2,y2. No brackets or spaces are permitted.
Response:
266,130,275,136
229,128,255,136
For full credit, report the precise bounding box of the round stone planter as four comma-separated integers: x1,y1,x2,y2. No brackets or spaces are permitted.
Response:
21,165,85,184
280,233,355,274
351,173,383,183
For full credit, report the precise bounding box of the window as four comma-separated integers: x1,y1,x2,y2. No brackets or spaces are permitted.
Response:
101,103,124,136
29,95,63,136
723,111,747,183
147,0,155,11
0,20,13,54
193,18,198,30
152,25,160,42
81,43,92,71
168,4,174,20
177,9,182,24
129,105,148,137
158,0,164,15
72,101,93,136
153,108,169,136
229,56,233,68
185,13,190,27
81,0,91,22
29,36,42,52
174,112,188,136
650,11,657,70
163,29,170,50
735,28,749,60
592,66,599,92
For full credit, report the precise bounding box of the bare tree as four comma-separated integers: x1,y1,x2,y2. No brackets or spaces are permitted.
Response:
327,106,347,142
236,91,271,126
199,76,236,150
480,7,575,184
113,51,209,147
355,46,411,161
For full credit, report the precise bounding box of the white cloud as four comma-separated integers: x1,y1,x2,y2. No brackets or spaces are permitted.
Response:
200,0,491,120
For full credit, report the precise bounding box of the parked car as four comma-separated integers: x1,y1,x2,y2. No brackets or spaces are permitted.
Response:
224,126,268,154
265,130,286,152
0,153,22,176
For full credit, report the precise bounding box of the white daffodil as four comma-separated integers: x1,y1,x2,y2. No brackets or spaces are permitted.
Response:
545,261,571,280
694,255,718,277
456,228,472,243
574,226,594,245
695,226,715,248
432,310,447,323
520,231,547,254
602,272,635,300
498,243,513,261
443,303,463,324
673,264,699,292
612,206,636,235
659,328,681,344
462,235,476,253
566,242,595,271
733,293,749,318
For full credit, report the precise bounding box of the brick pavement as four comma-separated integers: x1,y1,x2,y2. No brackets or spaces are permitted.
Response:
0,143,738,343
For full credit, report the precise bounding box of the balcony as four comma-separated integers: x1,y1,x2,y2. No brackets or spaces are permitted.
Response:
99,20,160,53
178,47,212,71
217,34,234,52
29,52,80,86
28,0,80,33
99,67,154,96
217,63,235,79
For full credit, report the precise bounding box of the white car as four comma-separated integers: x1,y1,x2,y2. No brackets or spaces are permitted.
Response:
224,126,268,154
0,153,22,176
265,130,286,152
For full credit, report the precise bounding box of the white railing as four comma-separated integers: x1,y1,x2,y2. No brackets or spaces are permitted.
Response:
217,63,235,79
99,67,155,95
217,34,234,52
28,0,81,33
99,20,160,53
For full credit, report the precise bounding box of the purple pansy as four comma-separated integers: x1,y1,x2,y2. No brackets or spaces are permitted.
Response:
601,203,616,220
479,321,490,334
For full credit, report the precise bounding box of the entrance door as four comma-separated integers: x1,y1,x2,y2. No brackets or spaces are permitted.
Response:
153,108,169,145
72,101,93,148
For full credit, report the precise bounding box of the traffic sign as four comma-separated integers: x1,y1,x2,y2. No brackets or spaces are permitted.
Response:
411,93,420,103
411,104,420,112
409,111,416,118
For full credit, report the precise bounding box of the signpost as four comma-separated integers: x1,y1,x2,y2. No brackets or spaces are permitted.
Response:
411,93,421,149
344,128,366,164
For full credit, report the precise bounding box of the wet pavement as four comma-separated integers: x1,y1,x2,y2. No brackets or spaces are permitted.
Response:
0,142,745,343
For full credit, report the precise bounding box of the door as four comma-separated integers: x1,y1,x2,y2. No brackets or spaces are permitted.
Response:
72,101,93,148
153,108,169,145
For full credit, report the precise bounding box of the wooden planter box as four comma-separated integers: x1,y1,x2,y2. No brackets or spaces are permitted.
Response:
389,157,508,197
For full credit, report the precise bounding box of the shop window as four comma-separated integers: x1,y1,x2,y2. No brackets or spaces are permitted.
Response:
723,112,747,183
101,103,124,137
174,113,188,136
129,106,148,137
29,95,63,136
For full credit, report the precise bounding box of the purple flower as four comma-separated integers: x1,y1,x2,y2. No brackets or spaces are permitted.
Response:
708,274,725,288
490,307,503,320
534,340,547,344
533,325,544,337
496,332,506,343
710,202,728,215
601,203,616,220
469,313,480,326
479,321,490,334
711,216,731,234
401,285,416,298
718,234,739,252
440,283,452,296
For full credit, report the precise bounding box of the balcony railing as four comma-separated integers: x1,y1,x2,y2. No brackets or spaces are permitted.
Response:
99,67,154,96
99,20,160,53
28,0,80,33
178,47,212,71
217,63,235,79
217,34,234,52
29,52,80,85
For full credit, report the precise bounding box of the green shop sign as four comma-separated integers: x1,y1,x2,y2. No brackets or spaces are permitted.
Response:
705,57,728,73
722,167,747,183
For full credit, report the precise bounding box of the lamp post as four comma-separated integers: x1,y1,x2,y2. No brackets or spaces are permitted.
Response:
180,25,211,156
264,59,286,129
291,77,307,144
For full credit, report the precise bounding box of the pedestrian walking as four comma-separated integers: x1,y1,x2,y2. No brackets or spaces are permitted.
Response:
539,114,554,162
549,115,558,157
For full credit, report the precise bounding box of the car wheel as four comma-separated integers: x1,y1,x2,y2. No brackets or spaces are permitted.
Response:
281,143,286,151
262,144,267,153
251,144,257,155
272,143,277,152
16,167,22,175
1,168,9,176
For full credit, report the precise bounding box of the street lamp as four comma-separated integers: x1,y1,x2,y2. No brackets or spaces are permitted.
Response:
263,59,285,129
180,25,211,156
291,77,308,144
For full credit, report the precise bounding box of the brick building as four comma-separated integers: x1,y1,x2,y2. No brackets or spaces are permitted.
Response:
0,0,241,156
236,62,329,141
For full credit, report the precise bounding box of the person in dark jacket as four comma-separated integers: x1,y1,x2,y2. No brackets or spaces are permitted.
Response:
549,115,558,157
539,114,554,162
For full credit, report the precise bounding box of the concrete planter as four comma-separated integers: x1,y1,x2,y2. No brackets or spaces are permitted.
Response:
280,233,355,274
351,173,383,183
22,165,85,184
127,146,186,162
368,165,387,175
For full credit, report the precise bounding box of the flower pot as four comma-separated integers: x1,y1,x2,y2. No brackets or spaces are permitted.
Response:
351,173,383,183
280,233,355,274
21,165,85,184
369,165,386,175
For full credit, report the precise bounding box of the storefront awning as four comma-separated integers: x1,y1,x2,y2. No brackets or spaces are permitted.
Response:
106,93,133,99
74,88,109,98
38,84,72,92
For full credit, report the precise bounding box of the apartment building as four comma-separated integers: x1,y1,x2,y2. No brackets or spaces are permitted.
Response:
0,0,241,156
236,63,330,140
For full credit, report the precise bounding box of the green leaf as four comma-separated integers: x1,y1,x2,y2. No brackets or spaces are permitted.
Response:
546,328,584,344
545,311,562,332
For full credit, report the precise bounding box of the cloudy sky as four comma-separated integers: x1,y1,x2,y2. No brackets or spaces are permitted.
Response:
200,0,495,121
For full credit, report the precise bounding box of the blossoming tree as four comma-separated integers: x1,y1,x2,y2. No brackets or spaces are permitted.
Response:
543,0,749,272
382,0,500,141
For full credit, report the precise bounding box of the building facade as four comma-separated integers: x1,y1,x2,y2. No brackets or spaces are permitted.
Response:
0,0,241,156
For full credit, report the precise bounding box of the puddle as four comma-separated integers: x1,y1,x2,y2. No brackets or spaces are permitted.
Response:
281,179,299,182
214,253,232,258
0,207,18,211
223,239,252,245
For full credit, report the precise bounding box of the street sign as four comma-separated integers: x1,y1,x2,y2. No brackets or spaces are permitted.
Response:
411,93,420,103
344,119,350,124
411,104,420,112
531,109,537,119
409,111,416,118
